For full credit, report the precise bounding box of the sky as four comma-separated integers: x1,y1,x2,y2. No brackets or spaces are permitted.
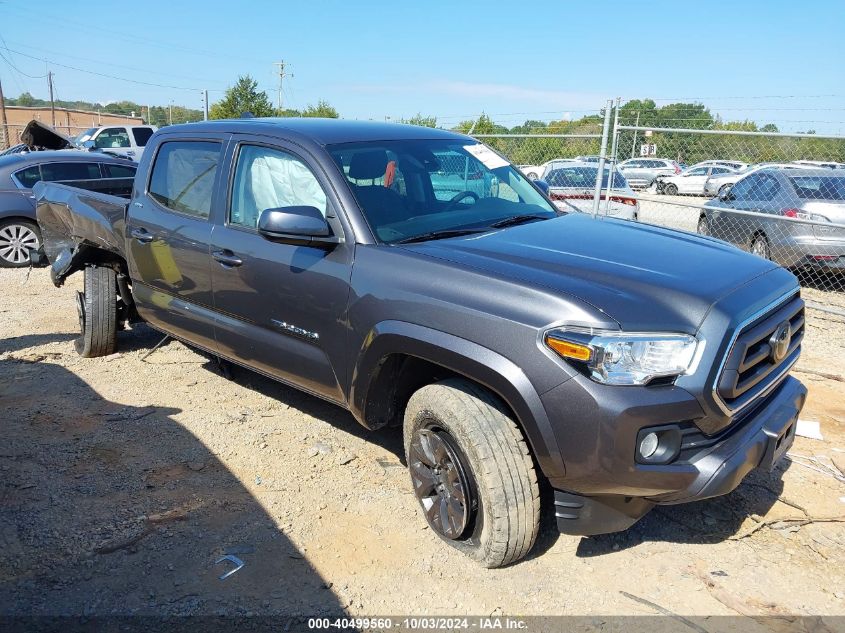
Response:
1,0,844,133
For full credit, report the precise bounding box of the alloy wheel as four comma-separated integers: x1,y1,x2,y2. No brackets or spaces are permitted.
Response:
0,223,39,265
408,427,474,540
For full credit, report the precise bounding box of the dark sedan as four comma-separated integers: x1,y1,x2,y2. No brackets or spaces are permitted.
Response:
0,150,136,267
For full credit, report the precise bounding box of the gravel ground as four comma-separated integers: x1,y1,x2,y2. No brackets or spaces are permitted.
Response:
1,269,844,625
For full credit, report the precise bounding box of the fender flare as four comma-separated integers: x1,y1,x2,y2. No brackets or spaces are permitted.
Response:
350,320,566,480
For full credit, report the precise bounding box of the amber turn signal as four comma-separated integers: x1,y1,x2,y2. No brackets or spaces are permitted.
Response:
546,336,592,362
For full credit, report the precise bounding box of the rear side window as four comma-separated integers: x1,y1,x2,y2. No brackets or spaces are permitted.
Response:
149,141,220,218
94,128,131,149
789,176,845,200
131,128,154,147
42,162,102,181
13,165,41,188
103,163,137,178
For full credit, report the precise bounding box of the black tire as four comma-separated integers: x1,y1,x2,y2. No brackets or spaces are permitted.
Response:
751,233,771,260
663,183,678,196
697,215,710,236
403,378,540,568
0,219,42,268
75,265,118,358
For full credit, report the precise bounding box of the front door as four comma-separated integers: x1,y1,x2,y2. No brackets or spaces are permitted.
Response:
126,137,226,351
209,137,354,402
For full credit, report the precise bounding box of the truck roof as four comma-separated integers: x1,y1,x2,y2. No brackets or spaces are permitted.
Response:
160,118,469,145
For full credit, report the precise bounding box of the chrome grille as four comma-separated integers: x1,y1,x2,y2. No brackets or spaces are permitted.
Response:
716,293,804,413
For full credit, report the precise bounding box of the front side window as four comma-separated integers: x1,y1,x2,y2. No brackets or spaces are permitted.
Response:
686,167,708,176
149,141,220,218
42,162,101,181
102,163,137,178
328,139,556,243
729,175,756,200
94,128,131,149
230,145,327,228
546,166,627,189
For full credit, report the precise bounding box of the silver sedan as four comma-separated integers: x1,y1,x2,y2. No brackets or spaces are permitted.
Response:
700,168,845,273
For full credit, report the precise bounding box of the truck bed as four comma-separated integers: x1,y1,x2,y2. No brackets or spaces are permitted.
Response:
34,181,132,282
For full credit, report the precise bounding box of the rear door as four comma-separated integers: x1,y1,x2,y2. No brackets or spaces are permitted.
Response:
126,135,227,351
209,136,354,403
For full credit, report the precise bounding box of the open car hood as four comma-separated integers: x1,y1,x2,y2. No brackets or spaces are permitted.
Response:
20,120,74,151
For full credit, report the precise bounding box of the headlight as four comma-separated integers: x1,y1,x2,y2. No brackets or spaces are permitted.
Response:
545,327,702,385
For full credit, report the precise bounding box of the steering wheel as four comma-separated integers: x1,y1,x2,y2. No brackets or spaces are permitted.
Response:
443,191,479,212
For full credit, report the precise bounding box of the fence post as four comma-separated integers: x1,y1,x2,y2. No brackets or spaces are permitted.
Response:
592,100,613,218
603,97,621,214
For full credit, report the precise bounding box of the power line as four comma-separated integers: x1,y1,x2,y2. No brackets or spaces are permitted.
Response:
0,45,206,91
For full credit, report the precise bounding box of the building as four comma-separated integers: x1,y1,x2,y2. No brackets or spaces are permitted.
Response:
1,105,145,148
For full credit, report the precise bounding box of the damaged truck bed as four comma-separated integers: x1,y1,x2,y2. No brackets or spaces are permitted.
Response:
34,181,131,285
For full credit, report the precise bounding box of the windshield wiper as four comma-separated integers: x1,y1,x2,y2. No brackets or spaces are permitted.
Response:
488,214,552,228
395,228,489,244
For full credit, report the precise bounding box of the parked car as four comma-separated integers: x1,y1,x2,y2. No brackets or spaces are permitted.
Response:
703,163,813,197
617,158,681,189
700,167,845,273
656,164,737,195
73,124,158,161
791,160,845,170
35,119,805,567
689,159,749,172
517,164,543,179
0,151,136,267
574,155,602,163
545,162,638,220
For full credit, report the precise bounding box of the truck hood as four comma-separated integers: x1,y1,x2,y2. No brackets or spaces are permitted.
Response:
20,120,74,151
401,214,781,332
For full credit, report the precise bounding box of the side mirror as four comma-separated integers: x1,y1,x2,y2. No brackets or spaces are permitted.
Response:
257,206,339,246
718,186,734,201
533,179,550,195
82,140,96,151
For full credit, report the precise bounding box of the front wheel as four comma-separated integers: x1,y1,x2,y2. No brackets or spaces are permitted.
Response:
404,378,540,568
0,219,41,268
75,265,118,358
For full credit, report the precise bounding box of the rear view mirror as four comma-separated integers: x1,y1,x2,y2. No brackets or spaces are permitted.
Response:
258,206,340,246
533,179,550,195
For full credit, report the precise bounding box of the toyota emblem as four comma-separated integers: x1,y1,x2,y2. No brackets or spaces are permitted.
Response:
769,321,792,363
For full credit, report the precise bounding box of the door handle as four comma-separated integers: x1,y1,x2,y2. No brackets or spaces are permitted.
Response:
212,250,243,268
129,227,154,243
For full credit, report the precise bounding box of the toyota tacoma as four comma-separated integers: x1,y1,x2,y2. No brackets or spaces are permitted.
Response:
33,119,806,567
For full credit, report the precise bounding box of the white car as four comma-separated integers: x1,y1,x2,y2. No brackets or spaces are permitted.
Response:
545,161,639,220
656,164,737,196
687,159,749,171
73,125,158,161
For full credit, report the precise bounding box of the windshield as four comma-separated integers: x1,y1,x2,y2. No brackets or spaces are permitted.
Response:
546,166,627,189
327,139,557,243
73,128,98,146
789,175,845,200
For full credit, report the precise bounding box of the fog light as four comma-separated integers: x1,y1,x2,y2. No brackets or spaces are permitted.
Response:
639,432,659,459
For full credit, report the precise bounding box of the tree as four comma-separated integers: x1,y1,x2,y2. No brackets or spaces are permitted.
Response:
403,113,437,128
14,92,37,107
209,75,274,119
301,100,339,118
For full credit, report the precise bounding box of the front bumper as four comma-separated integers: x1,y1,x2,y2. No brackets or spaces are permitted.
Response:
548,374,806,536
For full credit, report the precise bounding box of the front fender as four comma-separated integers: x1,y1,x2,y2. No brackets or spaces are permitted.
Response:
350,320,567,480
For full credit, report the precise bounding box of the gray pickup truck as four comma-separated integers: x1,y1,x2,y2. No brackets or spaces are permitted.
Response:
34,119,806,567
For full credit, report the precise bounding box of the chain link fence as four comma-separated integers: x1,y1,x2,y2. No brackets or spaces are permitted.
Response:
473,110,845,359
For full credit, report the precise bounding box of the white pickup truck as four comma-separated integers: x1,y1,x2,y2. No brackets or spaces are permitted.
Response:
73,125,158,161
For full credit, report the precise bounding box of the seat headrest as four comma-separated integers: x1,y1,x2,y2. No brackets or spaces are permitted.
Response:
349,150,388,180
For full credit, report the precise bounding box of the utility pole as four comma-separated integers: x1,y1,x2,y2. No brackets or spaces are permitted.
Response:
0,77,8,150
168,101,173,126
202,90,208,121
47,71,56,127
273,61,291,114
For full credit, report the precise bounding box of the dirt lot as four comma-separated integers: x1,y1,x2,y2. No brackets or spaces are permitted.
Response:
1,269,844,626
